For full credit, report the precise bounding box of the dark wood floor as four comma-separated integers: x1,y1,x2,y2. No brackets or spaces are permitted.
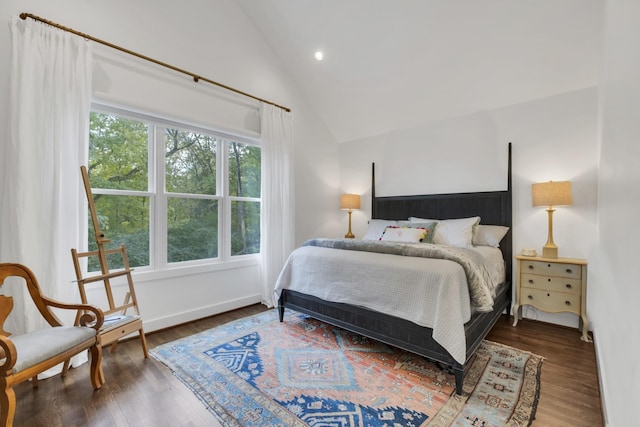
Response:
13,305,603,426
486,315,604,427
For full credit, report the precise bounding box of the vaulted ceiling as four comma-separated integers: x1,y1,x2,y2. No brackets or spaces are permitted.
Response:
237,0,603,143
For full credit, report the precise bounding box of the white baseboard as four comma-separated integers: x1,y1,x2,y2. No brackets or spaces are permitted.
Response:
143,293,263,333
592,331,609,426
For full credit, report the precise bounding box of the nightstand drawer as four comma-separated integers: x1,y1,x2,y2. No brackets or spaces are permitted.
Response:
520,288,581,314
520,260,581,279
521,273,581,294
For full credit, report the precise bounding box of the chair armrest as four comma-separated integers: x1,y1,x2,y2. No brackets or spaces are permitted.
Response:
0,334,17,374
40,296,104,331
0,263,104,331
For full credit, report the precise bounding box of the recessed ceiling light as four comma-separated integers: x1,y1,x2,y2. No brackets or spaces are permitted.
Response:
314,51,324,61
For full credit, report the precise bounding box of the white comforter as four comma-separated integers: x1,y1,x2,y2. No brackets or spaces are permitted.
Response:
273,242,504,365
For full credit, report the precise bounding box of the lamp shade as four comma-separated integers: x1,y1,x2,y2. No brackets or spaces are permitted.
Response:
340,194,361,210
532,181,572,207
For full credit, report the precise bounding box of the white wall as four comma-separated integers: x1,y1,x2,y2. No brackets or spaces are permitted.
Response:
592,1,640,425
0,0,339,330
340,87,599,329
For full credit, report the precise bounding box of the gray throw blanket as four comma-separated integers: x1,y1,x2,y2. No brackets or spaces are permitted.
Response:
303,238,497,311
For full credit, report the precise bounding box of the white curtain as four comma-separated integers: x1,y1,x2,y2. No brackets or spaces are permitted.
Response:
259,103,295,307
0,16,92,335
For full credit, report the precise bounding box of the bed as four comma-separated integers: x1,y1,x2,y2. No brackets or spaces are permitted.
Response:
276,144,512,395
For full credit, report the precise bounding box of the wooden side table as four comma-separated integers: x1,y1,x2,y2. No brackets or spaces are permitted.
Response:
513,254,591,342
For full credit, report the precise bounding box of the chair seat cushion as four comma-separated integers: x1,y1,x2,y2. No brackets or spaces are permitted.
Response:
10,326,97,373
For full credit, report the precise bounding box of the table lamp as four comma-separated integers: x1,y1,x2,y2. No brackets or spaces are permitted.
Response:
532,180,572,259
340,194,360,239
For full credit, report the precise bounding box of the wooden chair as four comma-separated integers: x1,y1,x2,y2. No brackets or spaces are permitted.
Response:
0,263,104,427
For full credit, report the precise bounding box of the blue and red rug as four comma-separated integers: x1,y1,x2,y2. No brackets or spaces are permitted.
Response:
151,310,542,426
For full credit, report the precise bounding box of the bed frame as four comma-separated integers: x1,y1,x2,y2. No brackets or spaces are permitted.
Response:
278,143,512,395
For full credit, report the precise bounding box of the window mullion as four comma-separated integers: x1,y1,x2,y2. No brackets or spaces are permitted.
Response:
154,125,168,269
220,138,230,261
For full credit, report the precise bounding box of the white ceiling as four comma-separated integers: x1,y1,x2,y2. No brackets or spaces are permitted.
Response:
237,0,603,143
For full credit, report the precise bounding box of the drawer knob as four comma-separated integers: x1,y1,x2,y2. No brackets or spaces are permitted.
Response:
528,265,534,270
565,301,571,306
528,295,533,300
566,284,572,289
528,279,534,284
566,268,573,274
547,278,551,282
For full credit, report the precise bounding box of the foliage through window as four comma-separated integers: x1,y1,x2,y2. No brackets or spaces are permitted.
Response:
87,109,260,271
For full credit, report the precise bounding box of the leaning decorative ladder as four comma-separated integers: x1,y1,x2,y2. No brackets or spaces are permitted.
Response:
63,166,148,378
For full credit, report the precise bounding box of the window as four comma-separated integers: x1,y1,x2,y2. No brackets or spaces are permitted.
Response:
87,107,260,272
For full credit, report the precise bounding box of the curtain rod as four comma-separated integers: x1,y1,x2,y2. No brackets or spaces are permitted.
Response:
19,12,291,113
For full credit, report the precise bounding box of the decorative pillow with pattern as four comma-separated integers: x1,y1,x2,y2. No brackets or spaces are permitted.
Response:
362,219,398,240
407,222,437,243
380,226,428,243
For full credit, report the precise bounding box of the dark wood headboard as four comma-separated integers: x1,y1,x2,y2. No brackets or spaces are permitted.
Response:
371,143,513,283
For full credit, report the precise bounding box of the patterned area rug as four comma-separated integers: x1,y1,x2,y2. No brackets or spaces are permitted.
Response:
151,310,542,426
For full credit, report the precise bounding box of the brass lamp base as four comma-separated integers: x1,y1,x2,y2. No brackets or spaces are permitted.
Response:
542,208,558,258
344,210,355,239
542,245,558,259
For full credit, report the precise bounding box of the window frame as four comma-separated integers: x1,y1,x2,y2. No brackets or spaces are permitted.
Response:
89,103,261,276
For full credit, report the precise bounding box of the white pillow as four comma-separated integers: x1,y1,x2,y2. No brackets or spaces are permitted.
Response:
472,224,509,248
362,219,398,240
410,216,480,247
380,226,427,243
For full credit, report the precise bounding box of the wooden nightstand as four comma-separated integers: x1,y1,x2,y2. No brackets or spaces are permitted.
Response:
513,254,591,342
